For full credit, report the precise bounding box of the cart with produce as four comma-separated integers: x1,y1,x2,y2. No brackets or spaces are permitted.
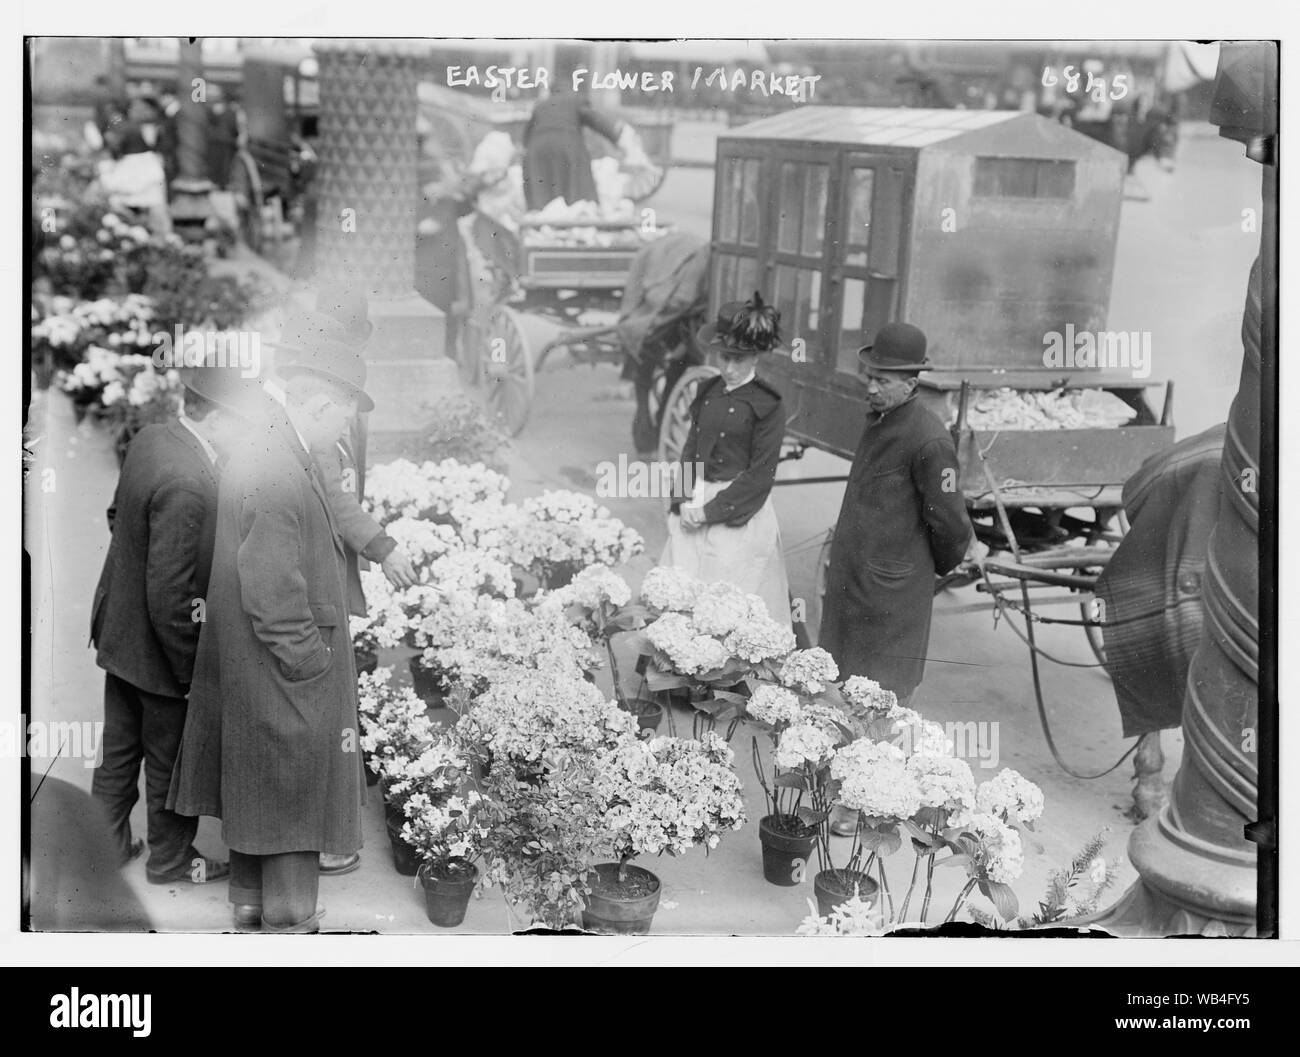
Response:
654,107,1176,679
453,197,709,438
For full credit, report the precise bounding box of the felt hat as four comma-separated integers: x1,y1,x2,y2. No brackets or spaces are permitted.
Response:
267,307,375,412
176,364,264,416
857,322,931,373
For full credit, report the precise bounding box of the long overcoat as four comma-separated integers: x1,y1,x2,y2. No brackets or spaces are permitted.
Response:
818,394,972,697
168,399,363,856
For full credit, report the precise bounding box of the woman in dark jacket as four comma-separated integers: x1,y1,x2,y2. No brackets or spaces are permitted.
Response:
522,81,625,209
663,292,791,628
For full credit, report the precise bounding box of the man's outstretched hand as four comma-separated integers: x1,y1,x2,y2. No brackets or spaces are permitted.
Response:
381,548,418,589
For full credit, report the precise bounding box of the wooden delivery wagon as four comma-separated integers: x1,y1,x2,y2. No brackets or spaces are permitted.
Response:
656,106,1176,653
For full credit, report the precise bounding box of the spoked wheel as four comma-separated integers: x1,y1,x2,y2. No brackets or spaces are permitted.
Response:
806,528,836,647
454,303,489,387
1077,507,1130,666
631,360,671,454
482,305,535,436
230,150,265,254
657,364,719,516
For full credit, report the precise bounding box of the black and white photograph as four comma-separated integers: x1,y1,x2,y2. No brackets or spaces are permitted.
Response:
13,6,1288,974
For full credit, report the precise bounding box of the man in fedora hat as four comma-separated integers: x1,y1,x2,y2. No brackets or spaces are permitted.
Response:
90,364,260,884
305,284,417,619
169,310,371,931
820,321,975,721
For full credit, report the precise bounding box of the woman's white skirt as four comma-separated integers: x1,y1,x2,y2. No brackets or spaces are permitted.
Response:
660,478,791,629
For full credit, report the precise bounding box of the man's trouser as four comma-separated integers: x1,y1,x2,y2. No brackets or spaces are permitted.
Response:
91,672,198,876
228,850,321,931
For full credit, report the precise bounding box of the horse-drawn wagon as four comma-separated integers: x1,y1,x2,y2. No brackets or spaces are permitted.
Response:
654,106,1176,653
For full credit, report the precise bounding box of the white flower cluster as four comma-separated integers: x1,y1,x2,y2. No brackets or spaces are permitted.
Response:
507,490,645,572
432,596,599,687
778,648,839,695
535,564,632,619
830,738,920,821
964,812,1025,884
796,892,884,937
840,676,898,714
383,518,462,569
744,683,803,729
774,721,839,770
906,753,977,823
357,667,434,772
975,768,1045,826
644,612,731,676
457,664,637,767
364,458,509,527
36,292,157,351
593,731,746,860
639,566,701,613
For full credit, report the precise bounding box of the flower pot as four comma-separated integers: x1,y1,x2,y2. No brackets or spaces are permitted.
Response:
418,860,479,928
758,814,817,887
581,862,661,935
813,868,879,918
363,756,380,787
620,697,664,734
354,647,378,676
408,656,445,706
385,817,420,877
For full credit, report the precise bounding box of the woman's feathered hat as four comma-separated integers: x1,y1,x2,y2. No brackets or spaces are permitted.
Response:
696,291,784,355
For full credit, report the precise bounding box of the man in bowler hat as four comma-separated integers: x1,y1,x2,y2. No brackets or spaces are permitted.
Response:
169,309,371,931
90,365,259,883
820,323,975,714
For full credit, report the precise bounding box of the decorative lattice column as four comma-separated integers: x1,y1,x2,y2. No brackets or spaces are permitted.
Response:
311,38,456,435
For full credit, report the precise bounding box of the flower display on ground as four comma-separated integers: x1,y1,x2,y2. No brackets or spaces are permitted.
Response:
840,675,898,715
906,753,977,824
744,683,803,729
774,721,839,770
830,738,920,822
964,812,1026,884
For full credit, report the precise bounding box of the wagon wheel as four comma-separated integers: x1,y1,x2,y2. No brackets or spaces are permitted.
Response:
229,150,264,253
631,359,671,454
1078,507,1131,666
657,364,720,515
807,528,836,647
482,305,535,436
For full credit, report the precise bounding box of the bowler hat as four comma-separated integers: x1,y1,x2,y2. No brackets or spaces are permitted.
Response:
315,283,373,347
857,322,931,373
696,291,784,355
176,364,263,416
267,307,376,412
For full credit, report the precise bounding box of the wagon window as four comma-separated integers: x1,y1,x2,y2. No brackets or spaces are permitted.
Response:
845,168,874,268
775,265,821,343
719,158,741,243
800,165,829,257
712,253,759,305
739,159,761,246
777,163,802,254
839,277,866,370
973,157,1076,199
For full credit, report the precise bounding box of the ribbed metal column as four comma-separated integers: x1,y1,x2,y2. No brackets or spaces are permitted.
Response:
1089,42,1274,937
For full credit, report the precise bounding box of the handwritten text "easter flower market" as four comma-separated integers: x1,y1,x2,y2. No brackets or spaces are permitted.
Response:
446,66,821,99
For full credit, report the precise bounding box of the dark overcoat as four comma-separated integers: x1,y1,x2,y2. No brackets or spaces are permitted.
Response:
168,399,363,856
819,394,972,696
90,419,219,698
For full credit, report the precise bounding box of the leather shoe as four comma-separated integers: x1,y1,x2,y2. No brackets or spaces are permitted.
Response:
233,904,326,932
319,851,360,876
147,853,231,885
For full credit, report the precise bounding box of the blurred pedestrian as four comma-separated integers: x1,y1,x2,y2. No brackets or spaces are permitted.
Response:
206,83,240,190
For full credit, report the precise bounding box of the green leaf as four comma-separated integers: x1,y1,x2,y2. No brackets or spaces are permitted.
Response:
712,689,749,706
936,852,972,870
645,667,690,692
773,772,809,790
980,880,1020,921
903,819,935,847
831,720,856,743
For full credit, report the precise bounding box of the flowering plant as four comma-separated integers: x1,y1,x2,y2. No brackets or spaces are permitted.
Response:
397,732,488,880
591,731,746,875
357,667,435,787
796,890,886,937
506,490,644,590
635,572,796,739
364,458,510,529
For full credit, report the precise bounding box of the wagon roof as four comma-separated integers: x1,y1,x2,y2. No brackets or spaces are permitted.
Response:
724,106,1030,148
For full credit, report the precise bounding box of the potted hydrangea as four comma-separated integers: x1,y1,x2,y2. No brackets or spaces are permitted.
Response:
583,731,747,934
